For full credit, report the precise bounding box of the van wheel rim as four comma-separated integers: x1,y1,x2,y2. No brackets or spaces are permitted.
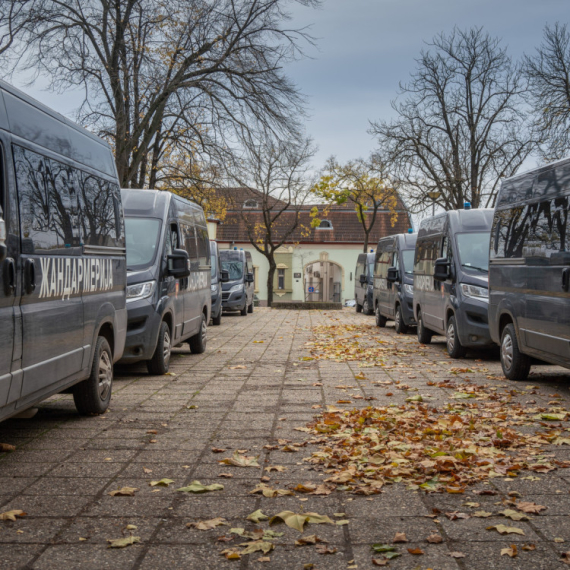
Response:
363,301,369,313
395,309,400,329
98,350,112,401
201,319,207,343
163,330,171,364
502,334,513,370
447,322,455,351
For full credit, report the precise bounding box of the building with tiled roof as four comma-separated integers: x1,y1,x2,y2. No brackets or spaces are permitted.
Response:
208,187,412,305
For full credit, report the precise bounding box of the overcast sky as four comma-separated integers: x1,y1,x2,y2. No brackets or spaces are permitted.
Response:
11,0,570,173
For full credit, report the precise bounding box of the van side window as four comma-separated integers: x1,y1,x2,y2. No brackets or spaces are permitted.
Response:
165,223,180,256
181,223,198,260
196,226,209,265
441,236,448,259
378,252,391,278
392,252,399,270
13,145,61,252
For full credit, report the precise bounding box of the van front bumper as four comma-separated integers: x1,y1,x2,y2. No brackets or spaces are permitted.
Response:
456,297,494,348
222,291,246,311
119,299,162,363
400,294,416,326
211,290,222,318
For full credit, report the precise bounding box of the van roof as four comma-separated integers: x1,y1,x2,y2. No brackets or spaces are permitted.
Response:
121,188,205,222
0,79,116,178
418,209,494,238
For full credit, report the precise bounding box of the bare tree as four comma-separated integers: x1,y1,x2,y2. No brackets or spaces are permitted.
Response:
524,23,570,161
227,132,316,307
371,27,535,213
0,1,33,56
7,0,318,188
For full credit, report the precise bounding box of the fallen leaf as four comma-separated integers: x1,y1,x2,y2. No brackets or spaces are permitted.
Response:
295,534,326,546
211,447,227,453
108,487,138,497
250,484,294,498
501,545,518,558
186,517,228,530
229,365,247,370
143,467,152,474
218,473,233,478
372,558,389,566
371,544,396,553
556,537,565,543
315,545,337,554
393,532,407,543
221,548,241,560
500,509,529,521
449,551,466,558
240,540,274,555
0,510,26,521
0,443,16,452
107,536,140,548
335,520,350,526
408,547,424,555
522,543,536,551
426,534,443,543
219,452,260,468
264,466,285,473
517,502,546,514
246,510,268,523
269,511,333,532
473,511,493,518
146,430,157,435
177,481,224,493
149,479,174,487
486,524,524,535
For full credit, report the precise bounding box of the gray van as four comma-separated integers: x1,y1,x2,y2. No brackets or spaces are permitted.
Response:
489,159,570,380
373,232,417,333
0,79,127,422
120,189,211,374
220,248,254,315
210,240,229,325
413,207,494,358
355,252,375,314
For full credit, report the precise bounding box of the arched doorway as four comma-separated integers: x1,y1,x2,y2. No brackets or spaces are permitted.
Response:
304,260,343,302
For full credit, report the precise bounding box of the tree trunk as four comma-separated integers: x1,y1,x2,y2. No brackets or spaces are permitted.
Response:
362,231,370,253
266,259,276,307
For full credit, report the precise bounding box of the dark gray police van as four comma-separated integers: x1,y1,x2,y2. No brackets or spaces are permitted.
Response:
489,159,570,380
354,251,375,314
413,207,494,358
0,80,127,422
120,189,211,374
373,231,417,333
209,240,229,326
220,248,254,315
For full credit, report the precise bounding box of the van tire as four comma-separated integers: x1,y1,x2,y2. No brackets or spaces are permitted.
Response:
240,303,247,316
446,315,466,359
375,305,387,327
189,313,207,354
147,321,172,375
394,305,408,334
500,324,531,380
248,301,253,313
416,309,432,344
356,302,362,313
73,336,113,415
212,309,222,326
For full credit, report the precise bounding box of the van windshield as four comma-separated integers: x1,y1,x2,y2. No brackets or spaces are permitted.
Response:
125,217,161,270
221,260,244,280
402,250,415,275
456,232,490,273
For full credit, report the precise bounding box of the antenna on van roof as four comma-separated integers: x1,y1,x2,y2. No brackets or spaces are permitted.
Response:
464,202,471,210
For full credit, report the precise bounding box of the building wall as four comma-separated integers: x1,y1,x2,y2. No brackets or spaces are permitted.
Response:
217,242,369,304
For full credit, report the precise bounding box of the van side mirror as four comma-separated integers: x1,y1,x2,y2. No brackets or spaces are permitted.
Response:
220,269,230,283
359,274,366,284
434,257,450,281
386,266,399,283
167,248,190,278
245,272,254,283
0,218,6,262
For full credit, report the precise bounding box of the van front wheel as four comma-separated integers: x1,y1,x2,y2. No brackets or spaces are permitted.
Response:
212,309,222,326
73,336,113,415
248,301,253,313
189,313,207,354
446,316,466,358
147,321,171,375
500,324,531,380
375,305,387,328
416,309,432,344
394,305,408,334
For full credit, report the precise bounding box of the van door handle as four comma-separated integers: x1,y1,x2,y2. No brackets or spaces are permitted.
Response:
3,257,15,296
563,268,570,292
24,258,36,294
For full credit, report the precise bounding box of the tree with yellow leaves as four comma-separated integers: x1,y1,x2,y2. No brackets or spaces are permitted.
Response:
311,155,399,253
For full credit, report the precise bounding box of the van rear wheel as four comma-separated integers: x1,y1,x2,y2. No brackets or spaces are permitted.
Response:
446,316,466,358
248,301,253,313
212,309,222,326
500,324,531,380
416,309,432,344
147,321,171,375
394,305,408,334
73,336,113,415
356,302,362,313
240,302,247,316
189,313,207,354
375,305,387,327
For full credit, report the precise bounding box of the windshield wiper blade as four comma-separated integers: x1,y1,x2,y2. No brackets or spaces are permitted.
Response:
461,264,488,273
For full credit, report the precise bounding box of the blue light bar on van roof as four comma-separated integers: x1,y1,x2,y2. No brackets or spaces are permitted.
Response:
464,202,471,210
233,246,237,250
370,249,373,253
408,228,413,233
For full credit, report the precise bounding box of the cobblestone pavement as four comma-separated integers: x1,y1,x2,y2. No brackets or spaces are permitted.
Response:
1,308,570,569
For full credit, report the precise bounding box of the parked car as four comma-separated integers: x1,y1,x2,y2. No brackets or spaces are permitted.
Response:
489,159,570,380
373,232,417,333
413,207,494,358
354,251,375,314
210,240,229,325
0,79,127,422
220,248,254,315
120,189,211,375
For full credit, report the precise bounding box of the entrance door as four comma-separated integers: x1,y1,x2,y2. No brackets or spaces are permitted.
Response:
304,261,342,302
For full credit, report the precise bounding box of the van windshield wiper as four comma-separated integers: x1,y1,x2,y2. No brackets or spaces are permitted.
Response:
461,264,488,273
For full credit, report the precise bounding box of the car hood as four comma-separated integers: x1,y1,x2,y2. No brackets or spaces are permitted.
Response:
222,279,243,291
459,271,488,288
127,268,155,285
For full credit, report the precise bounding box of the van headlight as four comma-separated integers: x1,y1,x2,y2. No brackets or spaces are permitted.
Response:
211,284,218,293
460,283,488,301
229,283,244,293
404,284,414,296
126,281,155,303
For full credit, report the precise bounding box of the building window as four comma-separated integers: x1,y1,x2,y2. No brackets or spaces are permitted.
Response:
278,268,285,290
243,199,258,209
317,219,333,229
